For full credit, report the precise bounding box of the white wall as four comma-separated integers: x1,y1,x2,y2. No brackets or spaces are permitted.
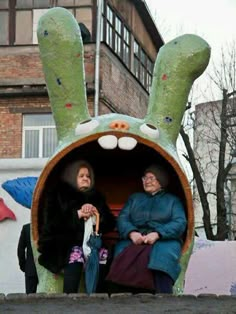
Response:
0,158,47,294
184,238,236,295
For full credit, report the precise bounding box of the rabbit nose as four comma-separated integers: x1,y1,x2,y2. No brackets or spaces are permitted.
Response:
109,120,130,131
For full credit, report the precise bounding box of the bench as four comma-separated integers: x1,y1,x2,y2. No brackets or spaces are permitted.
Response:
102,203,123,247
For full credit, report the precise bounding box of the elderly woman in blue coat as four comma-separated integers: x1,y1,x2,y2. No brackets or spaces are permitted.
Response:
115,164,187,293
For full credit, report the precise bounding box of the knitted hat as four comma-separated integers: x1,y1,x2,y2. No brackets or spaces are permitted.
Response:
61,160,95,190
144,164,169,188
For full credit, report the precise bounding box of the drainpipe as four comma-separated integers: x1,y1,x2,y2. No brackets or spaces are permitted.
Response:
225,180,233,240
94,0,102,117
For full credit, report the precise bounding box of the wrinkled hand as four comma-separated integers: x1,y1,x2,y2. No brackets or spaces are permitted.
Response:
129,231,145,245
143,232,160,244
78,203,97,220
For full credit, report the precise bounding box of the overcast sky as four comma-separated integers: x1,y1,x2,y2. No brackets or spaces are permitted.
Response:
146,0,236,54
145,0,236,102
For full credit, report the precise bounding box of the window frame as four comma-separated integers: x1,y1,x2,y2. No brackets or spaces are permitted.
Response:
102,1,131,69
22,114,57,159
1,0,90,45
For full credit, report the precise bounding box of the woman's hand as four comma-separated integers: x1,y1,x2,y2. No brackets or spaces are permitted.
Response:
129,231,145,245
143,232,160,244
78,204,97,220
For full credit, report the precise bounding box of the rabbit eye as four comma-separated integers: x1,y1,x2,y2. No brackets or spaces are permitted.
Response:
75,119,99,135
140,123,159,139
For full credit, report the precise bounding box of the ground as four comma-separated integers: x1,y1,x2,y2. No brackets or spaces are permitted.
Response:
1,293,236,314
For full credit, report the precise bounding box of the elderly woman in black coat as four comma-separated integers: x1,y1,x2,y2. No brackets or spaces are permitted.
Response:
38,160,115,293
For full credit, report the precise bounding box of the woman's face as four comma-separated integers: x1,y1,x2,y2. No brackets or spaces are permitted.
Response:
76,167,91,191
142,171,161,194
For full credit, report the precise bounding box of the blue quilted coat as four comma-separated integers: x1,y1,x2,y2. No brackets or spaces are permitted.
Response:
115,190,187,282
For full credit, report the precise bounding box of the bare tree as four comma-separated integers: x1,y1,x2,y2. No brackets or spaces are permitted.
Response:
180,43,236,240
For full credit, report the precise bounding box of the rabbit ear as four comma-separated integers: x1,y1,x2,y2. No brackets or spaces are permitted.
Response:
145,34,211,144
37,7,91,143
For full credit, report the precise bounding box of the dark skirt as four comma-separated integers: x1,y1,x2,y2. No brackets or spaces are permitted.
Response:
106,244,155,290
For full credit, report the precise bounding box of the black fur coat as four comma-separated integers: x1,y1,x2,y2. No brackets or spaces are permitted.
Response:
38,181,116,274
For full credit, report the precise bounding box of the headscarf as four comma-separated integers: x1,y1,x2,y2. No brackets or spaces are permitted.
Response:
61,160,95,191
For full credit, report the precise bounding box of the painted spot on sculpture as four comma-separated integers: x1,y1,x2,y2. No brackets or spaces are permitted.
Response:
164,116,173,123
162,74,168,80
65,103,72,108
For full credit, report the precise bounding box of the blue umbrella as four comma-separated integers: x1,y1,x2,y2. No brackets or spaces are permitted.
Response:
85,212,102,294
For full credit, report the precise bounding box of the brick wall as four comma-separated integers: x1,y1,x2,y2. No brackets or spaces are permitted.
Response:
0,43,149,158
0,105,22,157
0,97,50,158
0,46,44,84
100,45,148,118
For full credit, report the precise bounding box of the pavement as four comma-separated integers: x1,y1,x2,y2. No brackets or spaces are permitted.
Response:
1,293,236,314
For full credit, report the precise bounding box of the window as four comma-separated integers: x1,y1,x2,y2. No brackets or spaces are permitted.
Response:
2,0,154,92
146,57,153,93
102,2,131,69
33,9,48,44
0,0,9,9
0,1,51,45
22,114,57,158
106,5,113,48
133,40,153,92
123,25,130,67
0,11,9,45
16,0,50,8
114,16,121,58
101,1,153,92
0,0,91,45
15,10,33,44
0,0,9,45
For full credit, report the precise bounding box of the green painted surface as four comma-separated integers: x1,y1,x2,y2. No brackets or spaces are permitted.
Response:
146,34,210,144
37,7,90,143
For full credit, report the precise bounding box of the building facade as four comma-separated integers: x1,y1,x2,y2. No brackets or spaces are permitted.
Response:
0,0,163,159
194,99,236,239
0,0,164,293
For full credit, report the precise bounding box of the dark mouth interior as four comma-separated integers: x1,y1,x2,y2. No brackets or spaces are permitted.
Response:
40,140,186,206
36,138,190,251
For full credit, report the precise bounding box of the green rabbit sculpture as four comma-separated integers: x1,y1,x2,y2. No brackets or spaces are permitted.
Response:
31,7,210,294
